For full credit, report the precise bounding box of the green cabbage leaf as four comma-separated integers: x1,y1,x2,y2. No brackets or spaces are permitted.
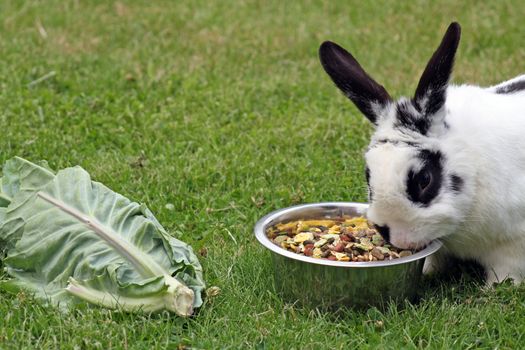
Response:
0,157,204,316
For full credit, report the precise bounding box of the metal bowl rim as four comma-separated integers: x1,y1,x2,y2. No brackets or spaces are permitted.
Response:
254,202,443,268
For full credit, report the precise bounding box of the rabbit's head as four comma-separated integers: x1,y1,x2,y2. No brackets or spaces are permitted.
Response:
319,23,467,249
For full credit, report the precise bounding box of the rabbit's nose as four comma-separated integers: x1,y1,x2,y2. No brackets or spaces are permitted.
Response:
375,224,390,243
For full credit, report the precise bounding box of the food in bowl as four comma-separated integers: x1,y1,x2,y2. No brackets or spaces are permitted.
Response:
265,216,420,262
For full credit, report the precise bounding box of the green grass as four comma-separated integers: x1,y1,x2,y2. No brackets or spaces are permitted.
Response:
1,0,525,348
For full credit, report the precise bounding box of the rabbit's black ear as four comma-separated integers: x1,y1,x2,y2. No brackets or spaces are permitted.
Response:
319,41,392,124
414,22,461,116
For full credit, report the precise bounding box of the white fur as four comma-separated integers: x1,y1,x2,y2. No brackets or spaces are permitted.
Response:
365,77,525,285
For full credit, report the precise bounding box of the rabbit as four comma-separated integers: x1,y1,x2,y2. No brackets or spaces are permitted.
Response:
319,22,525,286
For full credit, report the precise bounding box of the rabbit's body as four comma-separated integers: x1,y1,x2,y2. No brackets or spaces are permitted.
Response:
433,80,525,283
319,23,525,285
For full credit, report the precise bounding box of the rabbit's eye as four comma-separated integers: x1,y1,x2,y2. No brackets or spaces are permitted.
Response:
406,150,443,206
418,170,432,191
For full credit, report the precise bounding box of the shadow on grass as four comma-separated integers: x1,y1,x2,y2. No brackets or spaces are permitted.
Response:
418,257,486,301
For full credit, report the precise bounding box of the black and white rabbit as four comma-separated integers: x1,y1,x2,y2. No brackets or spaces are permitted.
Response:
319,22,525,285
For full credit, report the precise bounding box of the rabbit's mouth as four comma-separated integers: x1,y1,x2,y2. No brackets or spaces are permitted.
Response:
390,232,430,250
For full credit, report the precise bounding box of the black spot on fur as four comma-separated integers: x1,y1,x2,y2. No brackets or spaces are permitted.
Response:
395,100,431,135
495,80,525,94
365,166,373,201
450,174,463,192
406,150,443,206
375,224,390,243
372,138,420,148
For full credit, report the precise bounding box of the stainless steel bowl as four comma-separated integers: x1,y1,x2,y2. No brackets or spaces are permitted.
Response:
254,202,442,309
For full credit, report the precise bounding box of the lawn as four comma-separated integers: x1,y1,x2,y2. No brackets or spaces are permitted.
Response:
1,0,525,349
